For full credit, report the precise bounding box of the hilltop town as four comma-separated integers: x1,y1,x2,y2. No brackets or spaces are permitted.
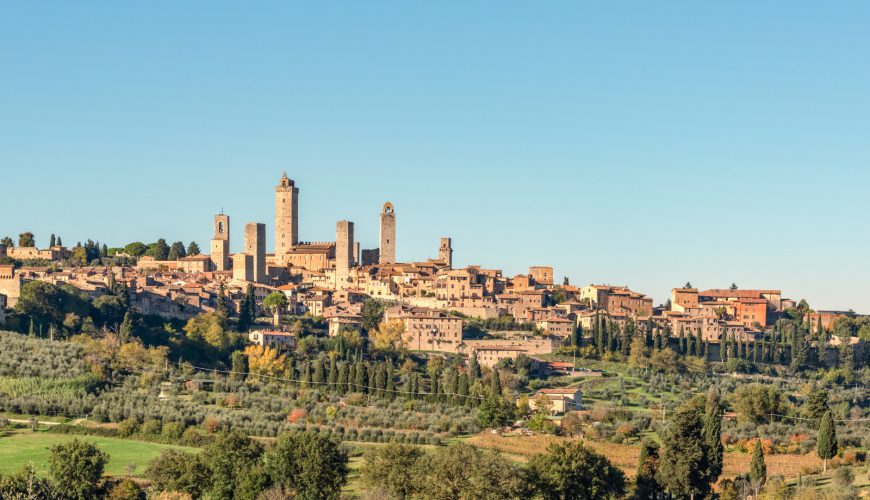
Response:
1,173,865,369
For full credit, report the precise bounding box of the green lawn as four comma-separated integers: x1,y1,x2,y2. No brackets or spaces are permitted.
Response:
0,430,199,478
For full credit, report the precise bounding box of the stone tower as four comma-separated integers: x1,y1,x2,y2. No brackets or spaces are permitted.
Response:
244,222,266,283
439,237,453,269
335,220,354,289
379,202,396,265
210,213,230,271
275,172,299,265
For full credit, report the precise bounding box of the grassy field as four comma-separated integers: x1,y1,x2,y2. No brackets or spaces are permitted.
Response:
0,430,199,478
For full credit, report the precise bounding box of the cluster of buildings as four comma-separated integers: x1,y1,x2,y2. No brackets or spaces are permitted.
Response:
0,173,863,373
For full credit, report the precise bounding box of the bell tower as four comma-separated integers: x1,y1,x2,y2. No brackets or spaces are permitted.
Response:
210,213,230,271
275,172,299,264
379,202,396,265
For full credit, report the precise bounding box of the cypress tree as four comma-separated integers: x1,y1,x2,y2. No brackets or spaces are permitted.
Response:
355,362,368,394
695,329,703,357
730,335,738,359
678,327,685,354
216,282,228,317
337,363,349,395
468,356,481,383
327,359,337,387
312,359,325,386
348,363,358,392
286,358,296,385
28,317,34,337
749,439,767,497
119,312,134,341
230,351,247,381
385,362,396,399
817,411,837,473
657,404,713,499
377,363,388,396
636,440,661,499
704,390,724,482
490,368,502,396
49,234,56,247
300,363,311,388
457,373,469,403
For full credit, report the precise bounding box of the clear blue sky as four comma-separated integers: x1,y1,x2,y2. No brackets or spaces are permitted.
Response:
2,2,869,311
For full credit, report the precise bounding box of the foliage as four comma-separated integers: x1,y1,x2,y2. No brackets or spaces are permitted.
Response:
265,431,349,500
635,440,661,499
361,299,387,333
415,443,527,499
48,438,109,500
184,312,234,350
371,319,406,352
749,438,767,493
145,449,210,498
0,463,59,498
703,390,724,482
200,431,264,499
657,402,713,499
731,383,783,424
816,411,837,471
244,345,286,382
360,443,423,499
477,396,515,428
528,441,626,500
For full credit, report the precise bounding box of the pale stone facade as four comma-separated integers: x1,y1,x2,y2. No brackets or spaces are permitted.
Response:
0,265,23,307
275,172,299,264
438,237,452,269
385,305,463,353
244,223,266,283
233,253,254,282
335,220,354,290
529,388,582,415
210,213,230,271
249,329,296,349
528,266,554,286
379,202,396,265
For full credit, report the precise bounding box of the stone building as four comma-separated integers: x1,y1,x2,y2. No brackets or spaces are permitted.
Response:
285,242,335,272
233,254,254,282
384,305,463,353
244,223,266,283
335,220,354,290
210,213,230,271
0,265,22,307
438,237,453,269
528,266,554,286
275,172,299,265
379,202,396,265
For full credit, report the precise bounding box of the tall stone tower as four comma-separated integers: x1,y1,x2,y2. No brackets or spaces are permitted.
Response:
210,213,230,271
379,202,396,265
439,237,453,269
244,222,266,283
275,172,299,265
335,220,354,289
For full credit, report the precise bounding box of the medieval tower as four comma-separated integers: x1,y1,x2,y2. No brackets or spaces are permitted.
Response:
439,237,453,269
335,220,354,289
275,172,299,265
210,213,230,271
244,222,266,283
379,202,396,265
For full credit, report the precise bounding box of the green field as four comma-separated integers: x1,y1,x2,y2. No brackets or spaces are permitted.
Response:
0,431,199,478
